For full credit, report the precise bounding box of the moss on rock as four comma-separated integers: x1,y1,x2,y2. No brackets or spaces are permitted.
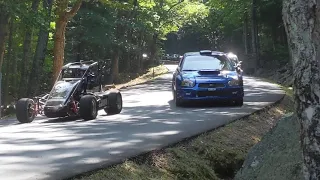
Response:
234,113,304,180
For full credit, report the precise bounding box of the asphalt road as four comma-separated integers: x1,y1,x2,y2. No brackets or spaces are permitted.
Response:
0,65,285,180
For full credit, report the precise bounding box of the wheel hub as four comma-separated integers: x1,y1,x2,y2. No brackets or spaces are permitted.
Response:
92,99,97,116
116,95,122,110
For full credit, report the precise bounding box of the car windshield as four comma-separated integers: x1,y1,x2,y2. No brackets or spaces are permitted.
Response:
62,69,86,79
48,80,79,100
181,55,234,71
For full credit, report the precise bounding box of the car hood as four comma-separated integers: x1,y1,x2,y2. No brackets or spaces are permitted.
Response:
181,70,239,83
46,80,81,106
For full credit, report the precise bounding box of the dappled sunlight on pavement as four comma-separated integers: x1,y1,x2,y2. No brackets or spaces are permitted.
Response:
0,65,285,180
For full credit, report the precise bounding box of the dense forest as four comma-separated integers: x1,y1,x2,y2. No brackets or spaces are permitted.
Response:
2,0,320,179
0,0,287,109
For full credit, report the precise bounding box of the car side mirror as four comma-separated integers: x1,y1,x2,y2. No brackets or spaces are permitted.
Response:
235,61,242,68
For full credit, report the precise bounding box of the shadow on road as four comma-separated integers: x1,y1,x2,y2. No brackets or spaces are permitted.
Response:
0,72,285,180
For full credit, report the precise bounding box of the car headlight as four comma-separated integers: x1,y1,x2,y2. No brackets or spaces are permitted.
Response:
181,79,195,87
228,79,240,86
228,76,240,86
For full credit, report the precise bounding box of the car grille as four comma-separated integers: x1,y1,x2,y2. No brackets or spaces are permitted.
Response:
45,100,64,106
197,90,237,97
198,83,225,88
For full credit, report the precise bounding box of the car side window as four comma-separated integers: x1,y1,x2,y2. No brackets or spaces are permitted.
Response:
87,65,100,90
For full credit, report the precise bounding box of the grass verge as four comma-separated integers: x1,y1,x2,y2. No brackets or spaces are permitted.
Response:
115,65,169,89
70,86,294,180
256,76,293,98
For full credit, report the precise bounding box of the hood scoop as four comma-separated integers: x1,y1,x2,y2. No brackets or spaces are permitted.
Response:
197,69,220,75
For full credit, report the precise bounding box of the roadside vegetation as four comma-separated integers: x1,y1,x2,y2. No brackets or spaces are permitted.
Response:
114,64,169,89
0,0,288,114
71,87,293,180
0,0,207,117
1,0,319,179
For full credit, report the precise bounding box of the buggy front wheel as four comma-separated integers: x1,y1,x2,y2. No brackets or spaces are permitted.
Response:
79,95,98,120
16,98,36,123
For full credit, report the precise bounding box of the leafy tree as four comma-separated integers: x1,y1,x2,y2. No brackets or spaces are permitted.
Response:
52,0,82,83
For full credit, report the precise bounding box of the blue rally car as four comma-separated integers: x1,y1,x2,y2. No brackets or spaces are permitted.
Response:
172,50,244,106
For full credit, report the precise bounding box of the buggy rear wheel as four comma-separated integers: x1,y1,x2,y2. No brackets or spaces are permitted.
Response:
16,98,36,123
104,92,122,115
79,95,98,120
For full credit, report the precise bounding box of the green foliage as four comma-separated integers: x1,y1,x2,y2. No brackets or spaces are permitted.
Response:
163,0,289,73
0,0,212,107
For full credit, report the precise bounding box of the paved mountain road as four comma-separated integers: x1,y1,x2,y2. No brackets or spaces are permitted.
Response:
0,65,285,180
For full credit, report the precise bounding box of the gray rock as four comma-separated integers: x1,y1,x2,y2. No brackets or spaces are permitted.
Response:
234,113,304,180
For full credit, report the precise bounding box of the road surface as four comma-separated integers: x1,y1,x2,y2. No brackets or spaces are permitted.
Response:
0,65,285,180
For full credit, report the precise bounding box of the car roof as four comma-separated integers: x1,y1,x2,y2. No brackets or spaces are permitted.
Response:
62,61,98,70
184,50,226,57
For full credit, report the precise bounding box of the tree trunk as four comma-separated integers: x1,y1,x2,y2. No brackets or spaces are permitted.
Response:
52,17,67,83
28,0,53,96
3,18,14,105
19,0,41,98
272,26,277,51
243,10,249,55
0,10,9,72
76,41,82,62
251,0,259,69
52,0,82,83
9,19,17,101
150,33,158,65
283,0,320,179
111,49,119,83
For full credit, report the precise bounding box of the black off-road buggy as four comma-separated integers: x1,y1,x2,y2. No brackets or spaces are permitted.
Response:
15,60,123,123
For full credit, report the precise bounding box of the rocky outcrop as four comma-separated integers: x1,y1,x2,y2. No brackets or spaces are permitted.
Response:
234,113,304,180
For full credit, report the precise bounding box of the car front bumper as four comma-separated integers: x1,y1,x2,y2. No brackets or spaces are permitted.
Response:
176,86,244,102
43,105,69,118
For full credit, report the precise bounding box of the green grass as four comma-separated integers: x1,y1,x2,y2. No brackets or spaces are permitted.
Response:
115,65,169,89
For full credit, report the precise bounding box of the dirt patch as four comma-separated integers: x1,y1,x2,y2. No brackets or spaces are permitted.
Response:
70,95,293,180
115,65,169,89
103,65,169,90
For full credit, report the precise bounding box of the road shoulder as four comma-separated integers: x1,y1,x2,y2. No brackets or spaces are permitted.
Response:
70,85,290,180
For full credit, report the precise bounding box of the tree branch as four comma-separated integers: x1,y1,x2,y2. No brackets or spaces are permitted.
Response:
158,0,184,29
166,0,184,13
65,0,82,19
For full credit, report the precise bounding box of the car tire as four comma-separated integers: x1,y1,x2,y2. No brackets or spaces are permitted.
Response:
234,98,244,106
105,92,122,115
16,98,36,123
79,95,98,120
174,91,183,107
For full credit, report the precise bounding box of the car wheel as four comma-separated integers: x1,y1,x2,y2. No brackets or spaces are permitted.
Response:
105,92,122,115
79,95,98,120
234,98,244,106
174,91,183,107
16,98,36,123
